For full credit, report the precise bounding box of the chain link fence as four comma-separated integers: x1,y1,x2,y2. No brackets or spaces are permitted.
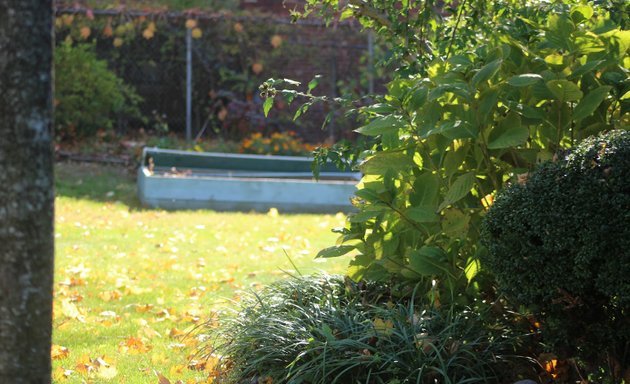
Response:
54,7,381,143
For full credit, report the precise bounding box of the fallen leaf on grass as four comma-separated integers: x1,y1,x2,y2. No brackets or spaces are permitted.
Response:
141,325,162,339
119,336,152,354
61,299,86,322
169,327,185,339
156,370,185,384
74,354,117,379
97,364,118,379
135,303,154,313
52,366,73,381
51,344,70,360
67,292,84,302
66,263,90,278
58,277,86,287
98,290,122,302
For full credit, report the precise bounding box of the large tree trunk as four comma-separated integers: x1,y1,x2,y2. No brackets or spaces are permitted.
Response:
0,1,54,383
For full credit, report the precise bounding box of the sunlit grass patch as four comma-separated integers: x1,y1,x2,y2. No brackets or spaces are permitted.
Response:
52,162,349,383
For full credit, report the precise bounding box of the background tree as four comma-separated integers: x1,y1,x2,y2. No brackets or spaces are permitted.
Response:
0,1,55,383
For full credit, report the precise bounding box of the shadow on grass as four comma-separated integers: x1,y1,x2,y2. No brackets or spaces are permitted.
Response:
55,161,142,209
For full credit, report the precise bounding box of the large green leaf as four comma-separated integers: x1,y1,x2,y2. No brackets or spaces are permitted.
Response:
443,145,469,177
477,89,499,124
263,97,273,117
365,103,398,114
439,172,476,211
410,172,440,207
441,208,470,239
360,152,413,174
546,80,583,102
465,256,481,283
568,60,605,80
570,4,593,24
507,74,543,87
573,86,612,121
354,187,381,203
405,206,439,223
355,115,405,136
317,245,356,258
546,14,575,50
407,246,448,277
428,83,472,102
472,59,502,87
488,112,529,149
442,121,478,140
405,86,429,111
349,208,384,223
544,53,565,66
420,120,476,139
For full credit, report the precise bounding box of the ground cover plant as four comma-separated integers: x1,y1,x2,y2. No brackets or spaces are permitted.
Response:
52,162,349,383
205,274,535,384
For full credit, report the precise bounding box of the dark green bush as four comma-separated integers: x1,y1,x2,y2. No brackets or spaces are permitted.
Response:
481,130,630,381
54,42,143,140
201,274,534,384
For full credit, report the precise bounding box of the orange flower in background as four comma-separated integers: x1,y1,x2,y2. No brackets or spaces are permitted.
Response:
270,34,283,48
252,62,263,75
481,193,494,210
79,26,91,39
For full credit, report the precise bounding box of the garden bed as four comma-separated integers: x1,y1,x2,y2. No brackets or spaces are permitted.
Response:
138,147,359,213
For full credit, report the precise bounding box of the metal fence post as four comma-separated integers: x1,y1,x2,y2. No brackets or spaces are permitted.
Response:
186,27,192,145
367,30,374,95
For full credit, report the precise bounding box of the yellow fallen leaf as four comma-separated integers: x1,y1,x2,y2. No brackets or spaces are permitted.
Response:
372,317,394,336
156,370,172,384
135,303,154,313
61,299,85,322
52,366,72,381
98,290,122,302
51,344,70,360
118,336,152,354
142,325,162,339
97,365,118,379
169,328,185,339
170,364,185,376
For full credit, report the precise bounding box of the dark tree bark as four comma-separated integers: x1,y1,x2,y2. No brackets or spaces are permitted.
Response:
0,1,54,383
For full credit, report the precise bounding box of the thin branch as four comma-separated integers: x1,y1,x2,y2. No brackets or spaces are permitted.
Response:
347,0,392,28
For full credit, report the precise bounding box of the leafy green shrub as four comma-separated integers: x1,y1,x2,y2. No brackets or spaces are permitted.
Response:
54,42,143,140
201,274,534,384
481,130,630,381
264,1,630,309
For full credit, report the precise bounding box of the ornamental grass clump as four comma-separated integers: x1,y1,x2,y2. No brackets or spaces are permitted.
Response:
481,130,630,382
200,274,534,384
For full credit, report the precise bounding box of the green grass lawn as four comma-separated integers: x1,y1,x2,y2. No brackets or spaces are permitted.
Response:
52,162,349,383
